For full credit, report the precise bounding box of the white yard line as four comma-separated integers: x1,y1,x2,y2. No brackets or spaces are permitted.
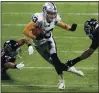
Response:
66,13,98,16
2,2,97,5
2,24,84,27
23,50,98,54
58,50,99,54
59,50,98,54
2,24,27,26
1,12,98,16
24,67,98,70
25,67,53,69
1,84,58,87
2,84,98,88
55,36,88,39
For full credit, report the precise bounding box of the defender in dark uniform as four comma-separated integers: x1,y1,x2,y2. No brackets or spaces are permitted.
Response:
1,39,33,80
65,18,99,68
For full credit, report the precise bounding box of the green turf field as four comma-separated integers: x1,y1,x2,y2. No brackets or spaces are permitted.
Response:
1,1,98,93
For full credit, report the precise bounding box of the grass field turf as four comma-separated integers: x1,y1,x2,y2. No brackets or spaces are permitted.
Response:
1,1,98,93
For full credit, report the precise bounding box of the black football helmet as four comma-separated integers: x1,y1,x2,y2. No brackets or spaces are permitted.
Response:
3,40,20,57
84,18,98,39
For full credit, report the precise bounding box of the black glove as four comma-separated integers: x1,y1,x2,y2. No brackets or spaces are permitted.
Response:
36,33,44,40
65,57,81,67
69,23,77,31
65,60,73,66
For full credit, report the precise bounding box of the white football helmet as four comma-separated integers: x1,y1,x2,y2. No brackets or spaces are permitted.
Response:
42,2,57,22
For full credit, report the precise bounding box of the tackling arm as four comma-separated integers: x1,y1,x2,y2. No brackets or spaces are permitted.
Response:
66,48,95,67
79,48,95,60
4,62,24,70
17,38,31,47
4,62,16,69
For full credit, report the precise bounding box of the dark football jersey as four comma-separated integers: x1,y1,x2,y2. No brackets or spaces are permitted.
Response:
90,26,99,50
1,48,16,69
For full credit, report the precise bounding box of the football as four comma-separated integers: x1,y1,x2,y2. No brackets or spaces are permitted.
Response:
32,27,44,36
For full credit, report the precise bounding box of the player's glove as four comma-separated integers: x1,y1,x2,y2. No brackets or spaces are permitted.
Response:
63,60,73,71
69,23,77,31
28,45,34,55
36,33,44,40
16,62,24,70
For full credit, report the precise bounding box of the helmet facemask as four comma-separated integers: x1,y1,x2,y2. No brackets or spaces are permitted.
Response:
4,44,12,53
46,11,57,22
84,23,93,39
4,40,20,57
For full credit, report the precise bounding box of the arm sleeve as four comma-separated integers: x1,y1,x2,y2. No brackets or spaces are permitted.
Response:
90,27,99,50
90,40,98,50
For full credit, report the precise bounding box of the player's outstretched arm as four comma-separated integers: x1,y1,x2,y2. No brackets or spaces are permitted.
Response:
4,62,24,70
17,37,34,55
79,48,95,60
17,38,31,46
66,48,95,68
57,21,77,31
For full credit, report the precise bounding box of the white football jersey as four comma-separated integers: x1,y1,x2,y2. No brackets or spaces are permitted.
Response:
31,12,61,34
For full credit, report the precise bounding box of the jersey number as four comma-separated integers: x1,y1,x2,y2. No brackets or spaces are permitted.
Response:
32,15,38,23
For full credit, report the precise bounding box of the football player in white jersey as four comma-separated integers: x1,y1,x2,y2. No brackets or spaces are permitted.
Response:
24,2,84,89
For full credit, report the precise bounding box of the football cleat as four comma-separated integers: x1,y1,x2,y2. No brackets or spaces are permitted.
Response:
68,66,84,76
58,80,65,89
